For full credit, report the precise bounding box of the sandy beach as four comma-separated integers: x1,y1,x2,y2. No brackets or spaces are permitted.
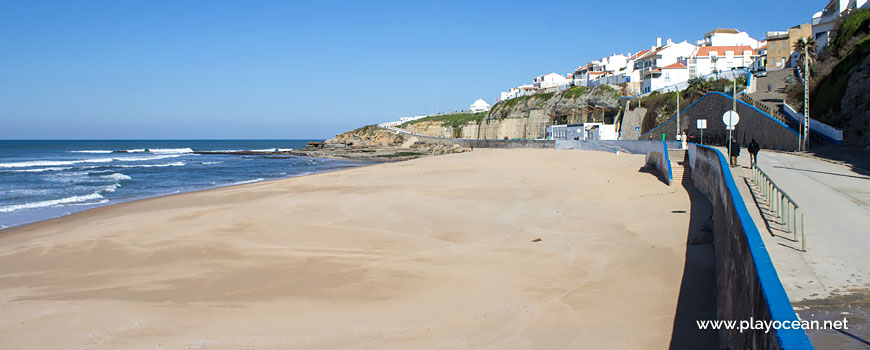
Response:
0,149,694,349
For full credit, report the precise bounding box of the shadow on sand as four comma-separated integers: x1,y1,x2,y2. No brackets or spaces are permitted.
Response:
638,164,669,186
668,170,719,349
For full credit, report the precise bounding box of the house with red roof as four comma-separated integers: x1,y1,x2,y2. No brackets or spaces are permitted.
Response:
686,45,759,78
634,39,696,93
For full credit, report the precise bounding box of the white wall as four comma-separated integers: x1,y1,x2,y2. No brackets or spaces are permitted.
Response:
704,32,760,48
662,68,689,86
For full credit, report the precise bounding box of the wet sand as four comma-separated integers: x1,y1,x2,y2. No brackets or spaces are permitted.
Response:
0,149,693,349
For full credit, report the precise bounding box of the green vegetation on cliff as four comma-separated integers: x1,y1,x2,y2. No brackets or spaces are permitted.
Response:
399,111,487,129
783,8,870,146
352,124,380,134
792,8,870,116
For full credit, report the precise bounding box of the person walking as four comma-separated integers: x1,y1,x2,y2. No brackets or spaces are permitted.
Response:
729,138,741,167
748,138,760,168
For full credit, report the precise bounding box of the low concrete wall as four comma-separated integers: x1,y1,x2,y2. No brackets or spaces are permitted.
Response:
555,140,619,153
642,142,673,186
782,102,843,145
688,144,812,349
595,140,681,154
557,140,674,185
398,130,554,149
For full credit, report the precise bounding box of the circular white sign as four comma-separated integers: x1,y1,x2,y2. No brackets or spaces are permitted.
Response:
722,111,740,127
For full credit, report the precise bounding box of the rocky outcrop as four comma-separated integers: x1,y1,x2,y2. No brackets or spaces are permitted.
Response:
837,52,870,148
327,125,404,147
398,86,621,140
289,125,470,161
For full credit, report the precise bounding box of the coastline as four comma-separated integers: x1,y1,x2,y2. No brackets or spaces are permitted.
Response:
0,158,379,234
0,149,693,349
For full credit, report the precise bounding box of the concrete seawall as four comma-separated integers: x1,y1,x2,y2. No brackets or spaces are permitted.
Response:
688,144,812,349
394,129,555,149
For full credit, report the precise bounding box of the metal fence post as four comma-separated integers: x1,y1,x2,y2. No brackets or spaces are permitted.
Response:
801,213,806,252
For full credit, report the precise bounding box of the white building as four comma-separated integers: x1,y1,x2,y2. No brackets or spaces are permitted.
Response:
660,62,689,87
533,72,571,89
698,28,761,48
625,49,651,83
573,53,631,87
753,42,768,71
687,46,758,78
635,39,697,93
546,123,618,141
470,98,491,112
812,0,869,47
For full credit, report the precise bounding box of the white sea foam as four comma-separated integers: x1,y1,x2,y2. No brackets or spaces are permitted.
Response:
66,199,110,207
277,148,294,152
149,148,194,154
249,148,277,152
101,183,121,193
69,150,113,154
101,173,132,181
123,149,146,153
115,154,183,162
0,158,114,168
8,166,74,173
115,161,186,168
200,161,222,165
0,192,104,213
229,178,264,186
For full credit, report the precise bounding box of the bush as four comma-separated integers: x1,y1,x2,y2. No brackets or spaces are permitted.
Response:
399,111,487,129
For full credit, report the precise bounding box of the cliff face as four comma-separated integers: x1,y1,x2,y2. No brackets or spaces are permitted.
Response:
399,86,621,139
838,53,870,148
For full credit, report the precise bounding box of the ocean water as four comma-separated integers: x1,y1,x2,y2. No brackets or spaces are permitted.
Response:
0,140,368,229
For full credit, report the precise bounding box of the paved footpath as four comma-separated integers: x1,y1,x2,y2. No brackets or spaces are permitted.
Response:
716,146,870,349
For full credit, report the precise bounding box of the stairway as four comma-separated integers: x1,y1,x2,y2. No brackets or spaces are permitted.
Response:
667,149,692,183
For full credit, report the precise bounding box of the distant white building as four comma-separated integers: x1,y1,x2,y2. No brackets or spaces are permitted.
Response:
698,28,761,49
812,0,869,47
533,73,571,89
573,53,631,87
470,98,491,112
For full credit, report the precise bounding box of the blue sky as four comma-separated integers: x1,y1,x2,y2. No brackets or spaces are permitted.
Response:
0,0,823,139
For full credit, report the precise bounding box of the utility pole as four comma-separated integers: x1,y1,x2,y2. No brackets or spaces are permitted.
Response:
676,90,680,140
803,42,810,151
729,68,736,158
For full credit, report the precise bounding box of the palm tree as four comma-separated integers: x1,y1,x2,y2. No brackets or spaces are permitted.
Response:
793,37,818,67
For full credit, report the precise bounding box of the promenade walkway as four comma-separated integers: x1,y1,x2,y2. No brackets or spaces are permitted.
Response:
718,147,870,349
